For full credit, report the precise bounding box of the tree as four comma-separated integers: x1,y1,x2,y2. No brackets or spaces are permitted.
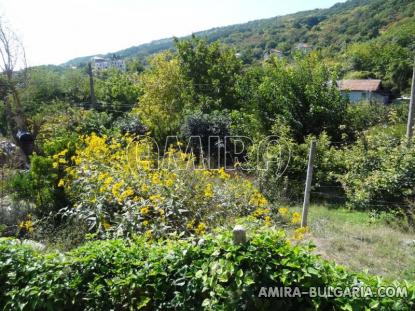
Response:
134,52,188,142
95,69,141,116
175,36,242,112
241,53,347,141
0,17,29,146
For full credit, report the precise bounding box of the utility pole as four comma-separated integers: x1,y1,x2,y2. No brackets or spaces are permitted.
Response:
301,140,316,228
88,62,97,109
406,57,415,144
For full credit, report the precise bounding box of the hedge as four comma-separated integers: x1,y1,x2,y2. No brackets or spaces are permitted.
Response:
0,228,414,310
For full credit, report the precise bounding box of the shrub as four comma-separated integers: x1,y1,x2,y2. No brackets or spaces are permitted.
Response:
62,133,273,237
8,154,68,218
113,114,148,136
180,111,231,166
253,121,344,203
344,102,408,141
338,123,415,211
0,228,413,310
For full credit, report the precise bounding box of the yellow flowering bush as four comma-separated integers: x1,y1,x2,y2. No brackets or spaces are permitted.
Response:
63,133,273,237
293,226,309,240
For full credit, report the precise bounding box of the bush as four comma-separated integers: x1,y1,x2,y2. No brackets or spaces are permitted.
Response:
113,114,148,136
180,111,231,166
253,121,344,203
1,228,413,310
338,123,415,211
62,133,274,237
344,102,408,141
7,154,68,218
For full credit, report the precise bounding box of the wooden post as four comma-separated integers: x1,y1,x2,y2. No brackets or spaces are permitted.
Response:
406,57,415,144
88,62,97,109
233,225,247,244
301,140,316,227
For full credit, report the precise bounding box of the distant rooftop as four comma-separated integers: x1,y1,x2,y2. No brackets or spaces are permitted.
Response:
337,79,382,92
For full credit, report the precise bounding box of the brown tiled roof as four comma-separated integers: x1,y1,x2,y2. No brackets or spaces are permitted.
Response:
337,79,382,92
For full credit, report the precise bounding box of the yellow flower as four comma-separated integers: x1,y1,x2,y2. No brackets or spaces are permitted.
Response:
195,222,206,235
57,179,65,187
104,177,113,186
111,181,124,198
278,207,289,216
140,183,149,193
149,194,163,203
291,212,301,224
293,226,309,240
98,172,107,181
264,216,272,226
102,220,111,230
186,220,194,229
58,158,67,164
144,230,152,239
19,220,33,232
204,183,213,198
249,192,268,207
58,149,68,156
218,167,230,180
140,206,150,215
252,208,270,218
143,220,149,226
151,173,160,185
119,187,134,201
52,162,59,169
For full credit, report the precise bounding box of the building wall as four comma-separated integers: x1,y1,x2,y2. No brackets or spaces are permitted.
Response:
342,91,388,104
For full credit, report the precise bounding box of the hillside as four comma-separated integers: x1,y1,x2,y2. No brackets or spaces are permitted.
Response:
65,0,415,66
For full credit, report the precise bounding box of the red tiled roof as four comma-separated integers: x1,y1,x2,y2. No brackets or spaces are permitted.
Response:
337,79,382,92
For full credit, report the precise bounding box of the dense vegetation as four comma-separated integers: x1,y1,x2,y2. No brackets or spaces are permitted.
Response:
1,228,414,310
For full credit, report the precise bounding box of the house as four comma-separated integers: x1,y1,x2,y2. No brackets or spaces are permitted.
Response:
337,79,389,104
91,56,126,71
263,49,283,60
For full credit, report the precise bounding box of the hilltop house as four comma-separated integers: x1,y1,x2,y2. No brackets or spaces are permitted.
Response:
337,79,389,104
91,56,126,71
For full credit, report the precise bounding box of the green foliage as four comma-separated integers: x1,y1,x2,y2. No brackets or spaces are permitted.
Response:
254,122,343,202
341,102,408,142
8,155,67,217
241,54,347,141
1,228,414,310
134,52,188,142
344,41,412,94
63,133,271,237
113,114,148,136
20,67,65,114
175,36,242,112
180,111,231,164
338,123,415,211
95,69,141,115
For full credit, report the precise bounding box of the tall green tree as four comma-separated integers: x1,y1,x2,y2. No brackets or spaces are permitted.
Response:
241,53,347,141
175,36,242,112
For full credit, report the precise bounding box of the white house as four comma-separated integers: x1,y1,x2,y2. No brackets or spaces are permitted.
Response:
337,79,389,104
91,56,126,71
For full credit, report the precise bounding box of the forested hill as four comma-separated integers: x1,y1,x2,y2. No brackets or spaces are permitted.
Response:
65,0,415,66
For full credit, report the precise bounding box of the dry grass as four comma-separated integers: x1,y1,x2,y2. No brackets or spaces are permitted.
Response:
293,205,415,281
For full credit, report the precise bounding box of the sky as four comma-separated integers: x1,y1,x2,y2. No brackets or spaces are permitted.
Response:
0,0,344,66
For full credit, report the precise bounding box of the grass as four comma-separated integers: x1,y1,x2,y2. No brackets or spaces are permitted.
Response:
294,205,415,281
